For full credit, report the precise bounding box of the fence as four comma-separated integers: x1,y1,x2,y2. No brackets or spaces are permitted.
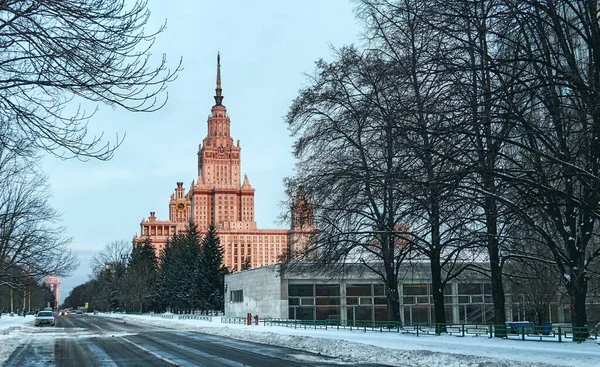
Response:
221,317,599,343
146,313,213,322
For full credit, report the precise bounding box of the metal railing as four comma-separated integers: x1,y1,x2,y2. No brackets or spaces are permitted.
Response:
220,318,599,343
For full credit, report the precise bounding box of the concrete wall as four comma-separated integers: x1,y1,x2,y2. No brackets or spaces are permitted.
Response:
224,265,287,319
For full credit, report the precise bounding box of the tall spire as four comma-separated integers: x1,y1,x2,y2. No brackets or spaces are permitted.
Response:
214,51,224,106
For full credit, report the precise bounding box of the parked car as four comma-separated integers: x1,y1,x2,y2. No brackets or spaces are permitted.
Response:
34,310,55,327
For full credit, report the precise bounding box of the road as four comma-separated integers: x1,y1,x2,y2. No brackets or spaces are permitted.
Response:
4,315,391,366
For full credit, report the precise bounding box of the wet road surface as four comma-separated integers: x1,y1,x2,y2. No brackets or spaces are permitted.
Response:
4,315,391,366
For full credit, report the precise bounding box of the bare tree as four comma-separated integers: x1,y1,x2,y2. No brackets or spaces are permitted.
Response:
89,239,130,311
90,240,131,279
0,145,78,288
356,0,482,331
489,0,600,340
0,0,181,160
285,47,418,322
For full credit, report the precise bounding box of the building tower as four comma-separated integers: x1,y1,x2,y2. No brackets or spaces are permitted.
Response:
135,53,313,272
44,275,61,309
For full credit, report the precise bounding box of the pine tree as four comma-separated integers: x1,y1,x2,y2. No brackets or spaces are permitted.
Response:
159,234,186,312
198,224,228,313
126,238,158,313
158,220,203,312
182,220,202,311
241,256,252,271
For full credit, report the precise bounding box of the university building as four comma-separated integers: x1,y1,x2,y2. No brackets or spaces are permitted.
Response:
134,53,312,271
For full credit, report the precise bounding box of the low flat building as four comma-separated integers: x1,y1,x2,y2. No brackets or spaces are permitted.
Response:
225,262,576,325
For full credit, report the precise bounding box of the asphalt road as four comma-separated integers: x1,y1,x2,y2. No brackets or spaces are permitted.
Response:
4,315,391,366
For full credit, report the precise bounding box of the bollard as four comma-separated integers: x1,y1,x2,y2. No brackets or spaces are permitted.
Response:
247,313,252,326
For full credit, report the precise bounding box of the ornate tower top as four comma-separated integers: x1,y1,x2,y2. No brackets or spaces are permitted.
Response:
214,51,223,106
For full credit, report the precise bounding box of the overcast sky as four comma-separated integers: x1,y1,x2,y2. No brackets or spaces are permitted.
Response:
43,0,363,300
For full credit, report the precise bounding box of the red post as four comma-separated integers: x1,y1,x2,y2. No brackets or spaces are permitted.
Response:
247,312,252,325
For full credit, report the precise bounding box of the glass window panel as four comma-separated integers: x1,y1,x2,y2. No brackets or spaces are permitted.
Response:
316,306,340,321
484,304,494,323
403,284,428,296
483,283,493,295
465,304,484,324
373,284,386,296
316,285,340,297
347,297,358,305
444,295,454,304
403,296,415,304
300,298,314,306
374,306,388,321
347,308,354,324
444,305,453,324
316,297,340,306
359,297,373,305
296,307,314,320
288,307,295,319
403,306,412,323
289,284,314,297
412,305,430,323
355,306,372,321
417,296,430,304
459,305,467,323
458,296,470,304
347,284,372,297
289,298,300,306
458,283,482,295
374,297,387,305
471,296,483,303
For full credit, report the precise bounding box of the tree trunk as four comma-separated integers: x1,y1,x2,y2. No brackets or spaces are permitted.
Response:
485,193,506,337
385,279,401,323
385,262,401,323
430,249,447,333
568,270,589,342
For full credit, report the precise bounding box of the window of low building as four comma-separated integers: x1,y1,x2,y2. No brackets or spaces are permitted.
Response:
230,290,243,303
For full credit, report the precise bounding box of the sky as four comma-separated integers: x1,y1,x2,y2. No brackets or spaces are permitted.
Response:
41,1,363,300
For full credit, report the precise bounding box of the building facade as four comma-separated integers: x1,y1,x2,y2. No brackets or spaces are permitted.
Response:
44,275,61,309
134,53,313,271
225,264,579,325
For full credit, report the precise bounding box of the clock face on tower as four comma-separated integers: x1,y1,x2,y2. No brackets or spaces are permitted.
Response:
176,200,186,212
218,146,224,155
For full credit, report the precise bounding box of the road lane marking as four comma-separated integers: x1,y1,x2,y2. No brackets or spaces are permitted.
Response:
85,342,119,367
120,336,179,365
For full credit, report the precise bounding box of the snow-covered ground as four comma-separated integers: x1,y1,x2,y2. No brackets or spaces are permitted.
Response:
97,313,600,367
0,314,35,365
1,312,599,366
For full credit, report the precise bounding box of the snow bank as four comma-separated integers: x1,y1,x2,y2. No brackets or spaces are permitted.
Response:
0,314,35,365
100,313,599,366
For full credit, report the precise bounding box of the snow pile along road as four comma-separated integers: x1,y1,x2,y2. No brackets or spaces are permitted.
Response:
0,314,35,365
100,313,597,367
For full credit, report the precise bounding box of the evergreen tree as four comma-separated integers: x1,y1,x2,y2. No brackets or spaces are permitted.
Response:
198,224,228,313
241,257,252,271
159,233,188,312
158,220,203,312
126,238,158,313
182,220,202,311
